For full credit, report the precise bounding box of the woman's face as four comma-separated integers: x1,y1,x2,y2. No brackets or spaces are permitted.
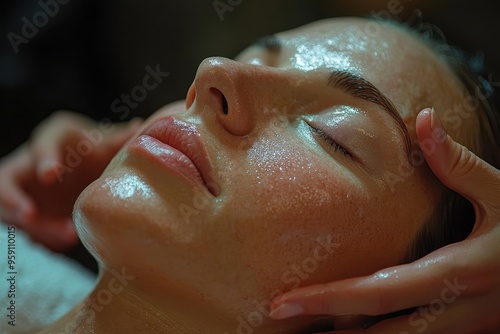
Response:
75,18,463,326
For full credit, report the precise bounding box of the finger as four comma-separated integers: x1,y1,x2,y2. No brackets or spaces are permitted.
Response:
0,180,35,225
0,192,35,226
25,217,79,252
320,331,363,334
320,303,476,334
416,108,500,210
360,314,444,334
31,113,77,185
0,147,37,225
270,251,468,319
356,300,486,334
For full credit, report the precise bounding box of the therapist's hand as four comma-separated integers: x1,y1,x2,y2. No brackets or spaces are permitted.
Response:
270,108,500,333
0,111,142,251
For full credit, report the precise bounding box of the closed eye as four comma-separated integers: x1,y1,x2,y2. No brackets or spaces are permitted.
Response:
308,125,352,158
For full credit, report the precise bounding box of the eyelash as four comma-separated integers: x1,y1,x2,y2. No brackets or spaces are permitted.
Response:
309,126,352,158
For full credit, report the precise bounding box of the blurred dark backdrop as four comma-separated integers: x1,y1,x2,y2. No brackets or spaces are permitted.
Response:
0,0,499,270
1,0,500,158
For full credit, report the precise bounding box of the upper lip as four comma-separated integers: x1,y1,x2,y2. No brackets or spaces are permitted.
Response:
141,116,219,196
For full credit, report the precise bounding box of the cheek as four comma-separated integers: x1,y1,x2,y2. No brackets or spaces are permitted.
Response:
219,130,344,223
213,134,403,293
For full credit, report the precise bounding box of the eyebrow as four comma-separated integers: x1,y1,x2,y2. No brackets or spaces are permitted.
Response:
328,71,412,156
253,36,413,158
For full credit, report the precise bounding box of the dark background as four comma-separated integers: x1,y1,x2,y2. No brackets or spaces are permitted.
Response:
0,0,499,270
1,0,499,158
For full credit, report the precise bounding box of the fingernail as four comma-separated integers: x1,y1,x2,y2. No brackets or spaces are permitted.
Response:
430,107,444,132
420,107,432,118
430,108,448,144
269,302,304,320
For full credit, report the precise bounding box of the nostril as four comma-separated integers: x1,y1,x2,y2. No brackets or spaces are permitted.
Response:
186,83,196,109
210,87,229,115
221,94,228,115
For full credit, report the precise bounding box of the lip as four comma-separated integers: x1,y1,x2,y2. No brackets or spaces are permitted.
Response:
128,116,219,196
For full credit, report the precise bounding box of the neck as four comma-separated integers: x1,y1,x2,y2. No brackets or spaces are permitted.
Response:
40,268,332,334
39,268,234,334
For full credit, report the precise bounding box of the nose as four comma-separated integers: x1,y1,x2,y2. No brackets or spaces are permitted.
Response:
187,57,298,136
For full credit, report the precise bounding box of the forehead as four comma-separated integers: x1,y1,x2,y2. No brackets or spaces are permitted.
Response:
276,17,462,122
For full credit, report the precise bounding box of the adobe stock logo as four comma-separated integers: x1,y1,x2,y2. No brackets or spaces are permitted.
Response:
401,277,468,334
52,267,136,334
111,64,170,120
213,0,243,21
7,0,71,54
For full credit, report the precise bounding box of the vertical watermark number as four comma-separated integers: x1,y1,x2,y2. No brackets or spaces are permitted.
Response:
5,226,17,327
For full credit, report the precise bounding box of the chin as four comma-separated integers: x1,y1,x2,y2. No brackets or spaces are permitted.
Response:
72,155,230,292
74,158,205,259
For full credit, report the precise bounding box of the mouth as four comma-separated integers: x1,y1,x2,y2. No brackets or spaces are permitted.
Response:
129,115,219,196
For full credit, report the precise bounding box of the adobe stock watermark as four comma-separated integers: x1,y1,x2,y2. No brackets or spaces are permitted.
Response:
213,0,243,21
350,0,407,41
401,277,467,334
365,0,500,192
48,63,169,182
111,64,170,120
47,113,116,182
7,0,71,54
351,0,448,48
382,72,500,193
82,268,136,324
383,116,447,193
52,267,135,334
225,234,340,334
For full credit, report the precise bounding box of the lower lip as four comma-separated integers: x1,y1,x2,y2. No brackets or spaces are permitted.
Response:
128,135,206,191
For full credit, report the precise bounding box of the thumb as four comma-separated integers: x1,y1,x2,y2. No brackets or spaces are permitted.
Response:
416,108,500,210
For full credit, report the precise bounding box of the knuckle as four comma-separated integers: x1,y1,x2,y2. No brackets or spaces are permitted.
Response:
50,110,73,121
44,110,82,130
448,144,479,178
34,112,82,144
40,110,72,129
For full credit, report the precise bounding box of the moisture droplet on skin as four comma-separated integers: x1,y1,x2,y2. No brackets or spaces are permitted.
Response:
293,44,354,72
102,174,153,199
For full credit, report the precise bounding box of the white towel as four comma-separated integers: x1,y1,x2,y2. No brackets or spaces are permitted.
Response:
0,223,96,334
